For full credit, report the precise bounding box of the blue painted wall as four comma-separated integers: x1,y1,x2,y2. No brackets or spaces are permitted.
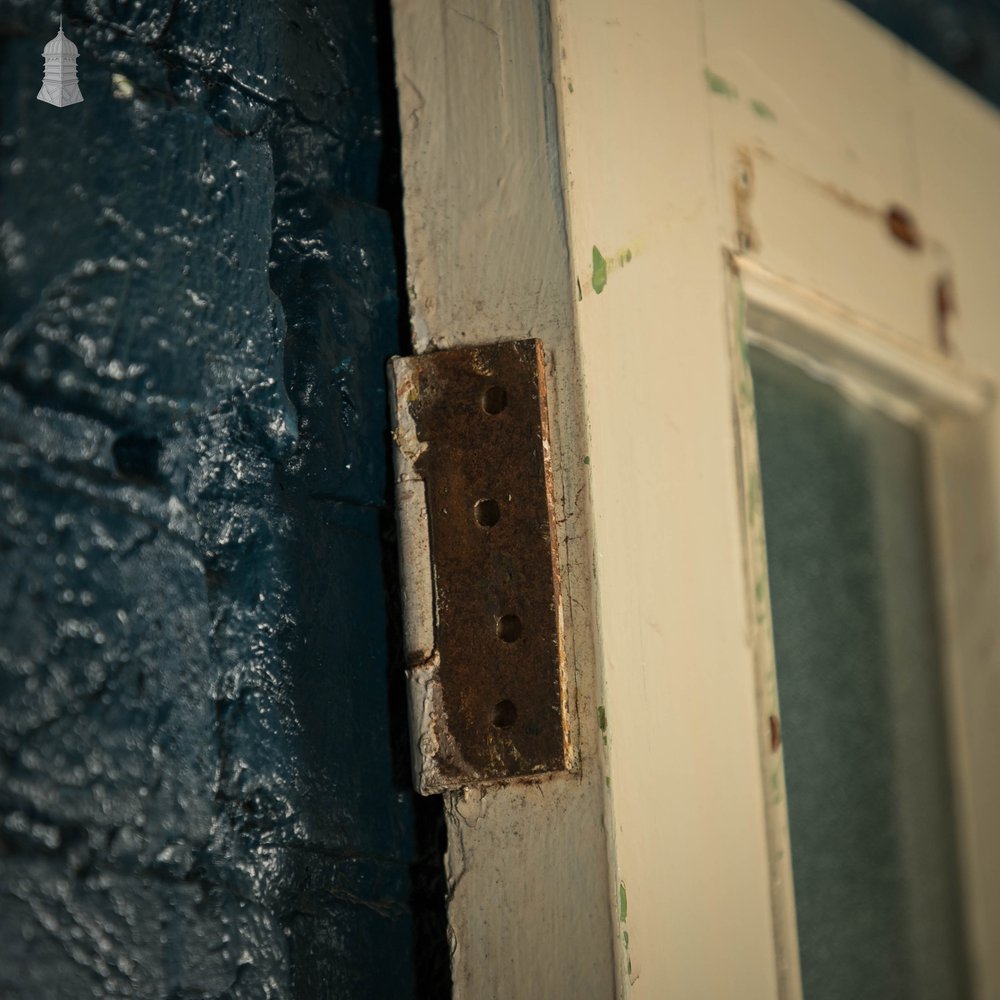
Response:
0,1,446,997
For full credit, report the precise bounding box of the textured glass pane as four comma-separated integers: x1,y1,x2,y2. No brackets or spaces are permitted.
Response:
749,345,968,1000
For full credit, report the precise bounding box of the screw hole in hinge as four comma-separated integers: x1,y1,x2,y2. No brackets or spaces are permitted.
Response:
474,498,501,527
482,385,508,414
497,614,523,643
492,699,517,728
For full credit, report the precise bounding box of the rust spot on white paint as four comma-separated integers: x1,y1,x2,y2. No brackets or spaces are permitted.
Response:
886,204,923,251
935,273,956,356
734,149,759,254
769,714,781,752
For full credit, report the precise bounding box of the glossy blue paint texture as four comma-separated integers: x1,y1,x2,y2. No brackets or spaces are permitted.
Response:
849,0,1000,108
0,2,445,997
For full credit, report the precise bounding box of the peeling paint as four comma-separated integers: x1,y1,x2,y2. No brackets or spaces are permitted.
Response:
705,67,739,100
733,150,759,255
589,243,635,296
389,364,430,466
725,266,799,983
592,244,608,294
619,882,633,979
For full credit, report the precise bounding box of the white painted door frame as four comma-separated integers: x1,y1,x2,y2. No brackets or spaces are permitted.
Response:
391,2,1000,997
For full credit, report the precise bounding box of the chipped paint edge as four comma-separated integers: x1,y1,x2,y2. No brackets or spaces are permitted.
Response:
387,355,484,795
724,258,803,1000
388,356,446,794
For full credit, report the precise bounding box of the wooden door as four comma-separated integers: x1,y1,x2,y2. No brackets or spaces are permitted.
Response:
391,2,1000,996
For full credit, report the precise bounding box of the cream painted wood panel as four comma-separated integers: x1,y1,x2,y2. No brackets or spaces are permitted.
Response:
551,3,783,996
393,0,1000,997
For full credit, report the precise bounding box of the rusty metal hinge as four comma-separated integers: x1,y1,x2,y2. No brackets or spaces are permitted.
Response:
388,339,571,794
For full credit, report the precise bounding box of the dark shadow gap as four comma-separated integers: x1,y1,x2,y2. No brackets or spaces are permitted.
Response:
374,2,452,998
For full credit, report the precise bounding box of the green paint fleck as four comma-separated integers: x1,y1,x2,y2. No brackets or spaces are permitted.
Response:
597,705,607,730
627,957,633,975
705,68,739,100
592,245,608,294
618,881,628,922
750,98,777,122
605,775,611,789
577,277,583,301
583,455,590,465
623,931,630,948
624,248,633,262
